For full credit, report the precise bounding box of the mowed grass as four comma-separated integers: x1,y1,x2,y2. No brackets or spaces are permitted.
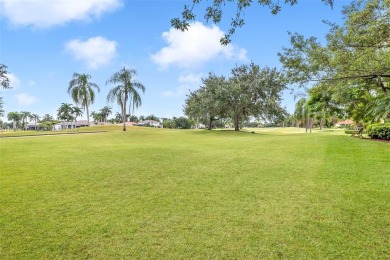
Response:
1,127,389,258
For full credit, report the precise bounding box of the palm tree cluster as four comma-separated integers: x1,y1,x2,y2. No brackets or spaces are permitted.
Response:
57,103,83,130
68,68,145,131
6,111,41,130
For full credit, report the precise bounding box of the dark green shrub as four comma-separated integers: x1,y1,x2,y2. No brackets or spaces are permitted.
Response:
366,123,390,140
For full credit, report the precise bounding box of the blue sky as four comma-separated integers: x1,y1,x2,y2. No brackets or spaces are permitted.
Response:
0,0,347,121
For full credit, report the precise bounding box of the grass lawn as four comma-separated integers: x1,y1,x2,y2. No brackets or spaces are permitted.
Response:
1,126,389,258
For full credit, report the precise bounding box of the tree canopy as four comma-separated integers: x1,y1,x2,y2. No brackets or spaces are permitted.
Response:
106,68,146,131
172,0,334,44
184,63,287,131
68,73,100,125
0,64,10,89
279,0,390,123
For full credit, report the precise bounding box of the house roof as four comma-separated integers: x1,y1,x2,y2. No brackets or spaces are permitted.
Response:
138,120,160,124
337,119,354,125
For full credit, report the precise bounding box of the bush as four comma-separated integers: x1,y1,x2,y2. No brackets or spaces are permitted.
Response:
345,130,365,135
366,123,390,140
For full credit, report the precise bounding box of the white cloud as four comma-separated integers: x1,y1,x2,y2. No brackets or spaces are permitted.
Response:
65,36,117,69
15,93,37,105
151,22,247,69
8,73,21,89
0,0,122,28
162,73,203,97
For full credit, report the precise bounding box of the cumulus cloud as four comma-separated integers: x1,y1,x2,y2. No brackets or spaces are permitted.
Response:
151,22,247,69
0,0,122,28
15,93,37,105
162,73,203,97
8,73,21,89
65,36,117,69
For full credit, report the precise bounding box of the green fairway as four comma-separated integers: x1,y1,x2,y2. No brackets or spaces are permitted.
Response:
1,127,389,258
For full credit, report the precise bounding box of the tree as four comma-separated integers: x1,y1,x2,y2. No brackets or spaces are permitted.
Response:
72,106,83,128
7,111,21,130
226,63,287,131
114,112,123,123
184,63,287,131
365,92,390,122
31,114,40,130
145,114,160,121
99,106,112,122
106,68,146,131
0,64,11,116
20,111,32,130
184,73,228,130
279,0,390,122
0,97,4,117
57,103,74,130
0,64,10,89
39,114,57,131
172,0,334,44
174,117,192,129
68,73,100,126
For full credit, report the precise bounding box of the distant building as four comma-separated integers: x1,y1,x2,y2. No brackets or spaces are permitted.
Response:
335,119,354,127
53,120,90,130
137,120,161,128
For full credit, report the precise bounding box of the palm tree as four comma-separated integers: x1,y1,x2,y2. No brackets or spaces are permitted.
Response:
57,103,73,130
20,111,32,130
115,112,122,123
106,67,146,131
31,114,40,130
99,106,112,122
72,106,83,129
68,73,100,126
7,111,21,130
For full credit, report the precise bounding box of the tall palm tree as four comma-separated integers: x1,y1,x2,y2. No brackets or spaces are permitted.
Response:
31,114,40,130
72,106,83,129
106,67,146,131
115,112,122,123
57,103,73,130
7,111,21,130
68,73,100,126
20,111,32,130
99,106,112,122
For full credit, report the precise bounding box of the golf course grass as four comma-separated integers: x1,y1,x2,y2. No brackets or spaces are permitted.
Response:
1,126,389,258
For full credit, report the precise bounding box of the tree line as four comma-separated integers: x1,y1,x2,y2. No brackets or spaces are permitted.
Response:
184,62,287,131
0,66,146,132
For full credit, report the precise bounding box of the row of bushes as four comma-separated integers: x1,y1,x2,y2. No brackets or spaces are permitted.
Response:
366,123,390,140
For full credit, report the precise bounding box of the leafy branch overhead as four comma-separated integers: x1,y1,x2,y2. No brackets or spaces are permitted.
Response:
0,64,10,89
171,0,334,44
278,0,390,92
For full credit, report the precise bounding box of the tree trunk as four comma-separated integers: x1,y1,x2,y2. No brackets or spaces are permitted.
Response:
208,117,212,130
309,117,313,133
86,105,90,126
122,93,128,131
234,114,240,131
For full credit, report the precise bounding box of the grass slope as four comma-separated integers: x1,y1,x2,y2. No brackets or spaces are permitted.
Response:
1,127,389,258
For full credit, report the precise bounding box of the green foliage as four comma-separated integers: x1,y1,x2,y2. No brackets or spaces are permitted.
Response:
172,0,334,44
366,123,390,140
184,63,287,131
0,63,10,89
173,116,191,129
68,73,100,125
279,0,390,122
106,67,146,131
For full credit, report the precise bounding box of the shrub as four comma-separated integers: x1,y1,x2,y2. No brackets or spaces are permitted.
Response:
366,123,390,140
345,130,365,135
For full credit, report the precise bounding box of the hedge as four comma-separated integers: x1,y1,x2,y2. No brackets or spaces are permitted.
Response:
366,123,390,140
345,129,365,135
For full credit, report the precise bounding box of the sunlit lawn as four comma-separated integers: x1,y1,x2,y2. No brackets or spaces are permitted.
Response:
1,127,389,258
